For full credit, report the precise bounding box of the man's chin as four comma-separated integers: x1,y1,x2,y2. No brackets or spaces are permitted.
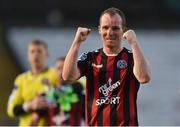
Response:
106,39,119,43
106,44,117,49
106,42,119,48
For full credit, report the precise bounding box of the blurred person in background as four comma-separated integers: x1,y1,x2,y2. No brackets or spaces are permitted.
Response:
47,57,85,126
7,40,57,126
62,7,151,126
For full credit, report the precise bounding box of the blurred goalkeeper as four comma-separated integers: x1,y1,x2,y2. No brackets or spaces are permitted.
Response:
7,40,57,126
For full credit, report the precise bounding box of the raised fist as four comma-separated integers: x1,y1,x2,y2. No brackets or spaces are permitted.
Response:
73,27,91,44
123,29,137,45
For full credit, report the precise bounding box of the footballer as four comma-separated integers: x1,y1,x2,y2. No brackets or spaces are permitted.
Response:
62,7,151,126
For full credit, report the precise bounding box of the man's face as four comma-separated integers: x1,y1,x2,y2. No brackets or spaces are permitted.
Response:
99,13,123,49
54,60,64,81
28,44,47,68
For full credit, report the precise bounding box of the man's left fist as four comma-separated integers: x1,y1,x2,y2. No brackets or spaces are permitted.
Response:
123,30,137,45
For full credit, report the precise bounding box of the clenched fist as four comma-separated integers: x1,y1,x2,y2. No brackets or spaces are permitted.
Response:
73,27,91,44
123,30,137,45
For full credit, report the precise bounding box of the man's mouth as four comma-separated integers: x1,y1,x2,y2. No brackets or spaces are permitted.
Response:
106,37,116,41
106,38,116,41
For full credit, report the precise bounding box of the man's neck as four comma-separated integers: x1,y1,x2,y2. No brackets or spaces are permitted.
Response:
103,46,122,56
31,66,47,75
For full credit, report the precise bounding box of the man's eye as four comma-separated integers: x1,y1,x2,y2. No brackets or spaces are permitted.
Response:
102,26,108,30
31,50,35,53
37,50,42,53
112,27,120,31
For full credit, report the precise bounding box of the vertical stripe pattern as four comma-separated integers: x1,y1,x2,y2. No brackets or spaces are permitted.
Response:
83,48,140,126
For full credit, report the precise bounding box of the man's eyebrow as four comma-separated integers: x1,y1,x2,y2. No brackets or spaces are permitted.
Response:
102,25,108,27
102,25,109,28
112,25,121,28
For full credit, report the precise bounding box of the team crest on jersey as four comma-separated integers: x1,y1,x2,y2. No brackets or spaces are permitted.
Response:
78,52,88,61
117,60,128,69
42,78,50,86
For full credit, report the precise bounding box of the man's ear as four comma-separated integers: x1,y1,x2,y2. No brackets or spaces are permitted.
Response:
98,25,101,34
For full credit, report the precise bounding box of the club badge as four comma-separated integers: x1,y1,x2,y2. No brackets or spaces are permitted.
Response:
117,60,128,69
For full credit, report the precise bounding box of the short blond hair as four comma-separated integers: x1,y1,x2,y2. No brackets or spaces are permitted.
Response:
28,39,48,51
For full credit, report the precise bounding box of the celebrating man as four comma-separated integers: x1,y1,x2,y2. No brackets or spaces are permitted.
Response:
62,7,151,126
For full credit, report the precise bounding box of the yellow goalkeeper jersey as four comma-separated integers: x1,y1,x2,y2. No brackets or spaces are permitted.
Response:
7,68,57,126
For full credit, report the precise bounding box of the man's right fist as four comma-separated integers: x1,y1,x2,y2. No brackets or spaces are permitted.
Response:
74,27,91,44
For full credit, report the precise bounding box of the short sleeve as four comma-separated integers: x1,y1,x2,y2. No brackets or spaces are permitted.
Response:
77,52,90,77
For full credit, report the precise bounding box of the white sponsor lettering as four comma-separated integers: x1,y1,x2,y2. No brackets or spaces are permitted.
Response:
96,96,120,105
99,78,120,97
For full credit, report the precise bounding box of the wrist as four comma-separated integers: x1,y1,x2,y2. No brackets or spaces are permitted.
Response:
23,102,32,112
129,40,138,47
72,41,81,49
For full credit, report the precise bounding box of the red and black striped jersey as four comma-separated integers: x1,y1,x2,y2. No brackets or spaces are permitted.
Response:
77,47,140,126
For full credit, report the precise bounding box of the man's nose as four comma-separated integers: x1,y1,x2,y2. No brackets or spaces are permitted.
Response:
107,28,113,36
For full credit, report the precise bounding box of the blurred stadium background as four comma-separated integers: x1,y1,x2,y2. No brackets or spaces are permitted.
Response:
0,0,180,125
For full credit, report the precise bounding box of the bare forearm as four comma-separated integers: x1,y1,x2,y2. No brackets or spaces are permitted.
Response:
62,42,80,81
131,42,151,84
62,27,91,81
123,30,151,84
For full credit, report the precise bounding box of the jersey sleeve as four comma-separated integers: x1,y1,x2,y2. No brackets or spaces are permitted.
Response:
7,75,24,117
77,52,90,78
